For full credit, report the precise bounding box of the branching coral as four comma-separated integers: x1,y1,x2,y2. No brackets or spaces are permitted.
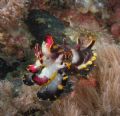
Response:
45,98,82,116
96,42,120,115
45,87,101,116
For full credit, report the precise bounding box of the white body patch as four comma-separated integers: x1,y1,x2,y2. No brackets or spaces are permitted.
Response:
42,42,51,57
71,49,80,64
37,54,64,79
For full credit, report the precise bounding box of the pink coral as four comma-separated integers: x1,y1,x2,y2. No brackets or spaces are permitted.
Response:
111,23,120,38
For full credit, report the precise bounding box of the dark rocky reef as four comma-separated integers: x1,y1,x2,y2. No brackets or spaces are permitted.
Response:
25,9,65,45
0,58,20,80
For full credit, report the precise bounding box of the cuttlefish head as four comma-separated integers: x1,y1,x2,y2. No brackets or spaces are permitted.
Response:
42,35,54,57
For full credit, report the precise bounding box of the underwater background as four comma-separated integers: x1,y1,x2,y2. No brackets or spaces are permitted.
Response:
0,0,120,115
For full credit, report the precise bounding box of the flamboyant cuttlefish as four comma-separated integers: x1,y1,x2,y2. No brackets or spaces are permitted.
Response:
23,35,97,101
